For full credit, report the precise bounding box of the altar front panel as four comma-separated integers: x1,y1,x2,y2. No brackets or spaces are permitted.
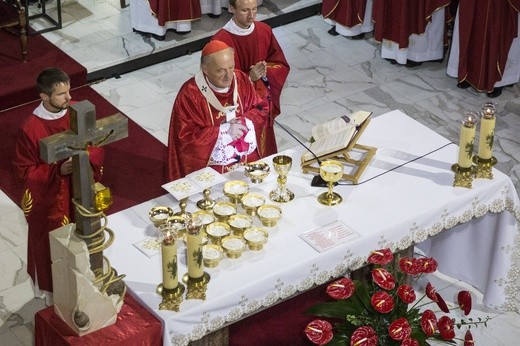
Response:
104,110,520,345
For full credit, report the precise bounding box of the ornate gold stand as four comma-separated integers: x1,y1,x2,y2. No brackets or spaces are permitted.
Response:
301,119,376,184
157,283,185,311
473,156,497,180
182,272,211,300
196,188,216,210
451,164,475,189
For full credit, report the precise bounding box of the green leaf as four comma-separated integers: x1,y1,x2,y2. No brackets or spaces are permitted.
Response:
306,301,359,319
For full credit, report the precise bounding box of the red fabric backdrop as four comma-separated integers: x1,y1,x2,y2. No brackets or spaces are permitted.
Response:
0,29,87,111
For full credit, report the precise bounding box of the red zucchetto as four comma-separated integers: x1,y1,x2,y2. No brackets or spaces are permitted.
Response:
202,40,230,57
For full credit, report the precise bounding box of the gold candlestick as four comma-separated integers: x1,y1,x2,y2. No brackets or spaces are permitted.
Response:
453,110,478,188
475,102,497,179
158,224,184,311
182,217,210,300
269,155,295,202
318,160,344,206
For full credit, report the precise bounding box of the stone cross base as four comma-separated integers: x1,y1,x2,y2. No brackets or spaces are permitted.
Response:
50,224,124,336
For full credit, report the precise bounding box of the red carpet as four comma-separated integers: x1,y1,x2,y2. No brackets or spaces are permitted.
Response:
0,85,168,215
0,29,87,111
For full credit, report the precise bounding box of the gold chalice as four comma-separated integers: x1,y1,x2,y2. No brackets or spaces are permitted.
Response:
318,160,344,206
269,155,294,203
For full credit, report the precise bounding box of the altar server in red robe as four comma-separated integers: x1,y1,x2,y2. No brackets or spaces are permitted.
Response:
167,40,269,181
148,0,201,28
322,0,374,39
372,0,451,66
446,0,520,97
212,0,289,156
12,68,104,303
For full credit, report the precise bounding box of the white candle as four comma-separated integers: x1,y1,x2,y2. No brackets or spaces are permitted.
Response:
457,113,477,168
161,233,178,290
186,231,204,279
478,108,496,159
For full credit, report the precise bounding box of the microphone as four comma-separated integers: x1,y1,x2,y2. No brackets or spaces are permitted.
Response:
273,119,332,187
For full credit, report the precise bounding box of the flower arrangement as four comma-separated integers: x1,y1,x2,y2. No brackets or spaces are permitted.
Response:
304,248,490,346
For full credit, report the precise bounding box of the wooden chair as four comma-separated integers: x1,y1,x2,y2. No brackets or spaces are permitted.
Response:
0,0,28,62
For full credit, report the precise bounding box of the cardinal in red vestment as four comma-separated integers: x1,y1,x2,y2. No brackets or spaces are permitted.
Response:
148,0,201,27
449,0,520,96
12,68,104,296
322,0,368,31
212,0,289,157
167,40,269,181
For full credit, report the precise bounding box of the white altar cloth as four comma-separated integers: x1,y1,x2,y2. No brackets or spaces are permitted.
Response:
104,110,520,345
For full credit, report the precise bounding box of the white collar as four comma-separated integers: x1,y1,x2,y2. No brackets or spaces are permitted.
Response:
207,78,230,93
33,101,67,120
223,18,255,36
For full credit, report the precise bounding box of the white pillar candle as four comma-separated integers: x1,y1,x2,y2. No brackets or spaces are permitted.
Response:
478,108,496,159
161,232,178,290
186,231,204,279
457,112,477,168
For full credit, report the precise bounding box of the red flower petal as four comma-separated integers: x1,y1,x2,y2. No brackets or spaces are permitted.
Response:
372,268,396,290
464,330,474,346
399,258,420,275
397,284,416,304
436,292,450,313
326,278,355,300
305,319,334,345
415,257,438,273
367,248,394,265
438,316,455,340
425,282,438,302
388,317,411,341
420,309,437,336
458,291,472,315
401,338,420,346
350,326,378,346
371,291,395,313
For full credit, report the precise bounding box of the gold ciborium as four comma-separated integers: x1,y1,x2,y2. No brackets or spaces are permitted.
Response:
244,161,270,184
269,155,294,202
318,160,344,206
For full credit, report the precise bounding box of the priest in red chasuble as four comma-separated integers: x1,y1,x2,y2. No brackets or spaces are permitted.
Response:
167,40,269,181
372,0,451,65
148,0,201,26
322,0,373,38
212,0,289,156
12,68,104,299
447,0,520,97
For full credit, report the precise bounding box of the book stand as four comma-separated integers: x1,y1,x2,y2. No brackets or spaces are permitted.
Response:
300,118,376,184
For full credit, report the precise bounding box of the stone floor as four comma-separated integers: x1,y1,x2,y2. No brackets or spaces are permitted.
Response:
1,0,519,344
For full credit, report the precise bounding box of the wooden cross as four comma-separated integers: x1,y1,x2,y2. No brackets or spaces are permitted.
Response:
39,100,128,274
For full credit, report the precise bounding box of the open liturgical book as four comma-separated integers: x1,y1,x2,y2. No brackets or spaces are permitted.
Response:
302,110,371,162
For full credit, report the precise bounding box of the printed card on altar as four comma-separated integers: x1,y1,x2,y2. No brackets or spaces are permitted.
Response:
162,167,226,200
299,220,361,253
133,237,162,258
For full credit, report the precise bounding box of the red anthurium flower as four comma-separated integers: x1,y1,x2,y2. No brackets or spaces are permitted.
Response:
435,292,450,313
415,257,438,273
371,291,395,313
326,277,355,300
464,330,474,346
372,268,396,290
397,284,416,304
420,309,437,336
350,326,378,346
367,248,394,265
399,257,420,275
438,316,455,340
388,317,411,341
458,291,472,315
401,338,420,346
425,282,438,302
305,319,334,345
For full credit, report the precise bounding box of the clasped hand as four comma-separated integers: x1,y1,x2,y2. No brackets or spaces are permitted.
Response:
228,119,248,140
249,61,267,82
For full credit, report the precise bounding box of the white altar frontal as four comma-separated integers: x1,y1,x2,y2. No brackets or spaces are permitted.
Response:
104,110,520,345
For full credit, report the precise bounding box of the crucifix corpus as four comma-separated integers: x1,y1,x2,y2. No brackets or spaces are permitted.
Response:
40,100,128,286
